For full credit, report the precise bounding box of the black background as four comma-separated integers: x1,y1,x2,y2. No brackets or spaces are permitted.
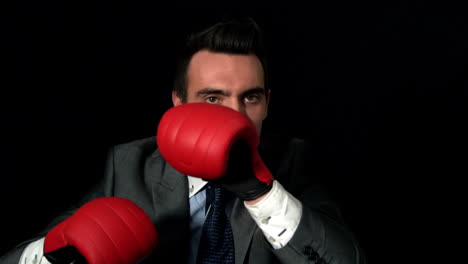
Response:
2,1,466,263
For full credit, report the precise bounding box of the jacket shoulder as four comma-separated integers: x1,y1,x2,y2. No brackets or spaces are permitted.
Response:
109,136,159,162
113,136,157,151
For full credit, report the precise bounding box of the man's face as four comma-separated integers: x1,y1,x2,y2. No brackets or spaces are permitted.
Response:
172,50,270,135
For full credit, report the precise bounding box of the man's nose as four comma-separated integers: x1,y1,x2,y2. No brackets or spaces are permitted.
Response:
225,100,246,115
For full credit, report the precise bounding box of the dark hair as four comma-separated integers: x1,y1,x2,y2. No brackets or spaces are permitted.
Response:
173,17,269,103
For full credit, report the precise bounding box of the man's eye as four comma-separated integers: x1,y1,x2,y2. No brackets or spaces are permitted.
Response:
205,96,220,104
244,95,260,103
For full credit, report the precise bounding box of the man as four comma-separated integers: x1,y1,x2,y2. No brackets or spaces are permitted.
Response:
1,17,366,264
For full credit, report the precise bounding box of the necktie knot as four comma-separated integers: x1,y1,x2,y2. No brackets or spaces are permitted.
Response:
205,184,225,214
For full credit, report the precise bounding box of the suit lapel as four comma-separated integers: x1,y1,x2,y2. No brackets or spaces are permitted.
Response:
230,198,257,264
147,150,190,261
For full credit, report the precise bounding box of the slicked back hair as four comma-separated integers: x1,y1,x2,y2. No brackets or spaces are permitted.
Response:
173,17,269,103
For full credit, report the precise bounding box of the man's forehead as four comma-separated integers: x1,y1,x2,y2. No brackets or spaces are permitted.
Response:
186,51,265,96
188,50,263,73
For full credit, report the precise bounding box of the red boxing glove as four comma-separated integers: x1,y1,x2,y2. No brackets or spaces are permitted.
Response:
44,197,158,264
157,103,273,200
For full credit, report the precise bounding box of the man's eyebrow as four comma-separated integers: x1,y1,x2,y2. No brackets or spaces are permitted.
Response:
196,87,265,97
196,88,230,97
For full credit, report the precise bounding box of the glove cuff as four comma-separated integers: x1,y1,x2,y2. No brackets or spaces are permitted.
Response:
44,245,86,264
223,179,273,201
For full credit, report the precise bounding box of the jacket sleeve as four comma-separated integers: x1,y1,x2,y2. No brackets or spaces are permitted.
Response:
272,191,367,264
263,136,367,263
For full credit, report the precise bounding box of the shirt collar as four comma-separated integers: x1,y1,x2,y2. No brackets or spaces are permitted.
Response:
187,176,208,198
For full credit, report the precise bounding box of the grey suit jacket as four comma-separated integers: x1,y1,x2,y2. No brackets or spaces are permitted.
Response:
0,134,366,264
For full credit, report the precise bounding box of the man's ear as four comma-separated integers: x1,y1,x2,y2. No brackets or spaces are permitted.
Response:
172,91,183,106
